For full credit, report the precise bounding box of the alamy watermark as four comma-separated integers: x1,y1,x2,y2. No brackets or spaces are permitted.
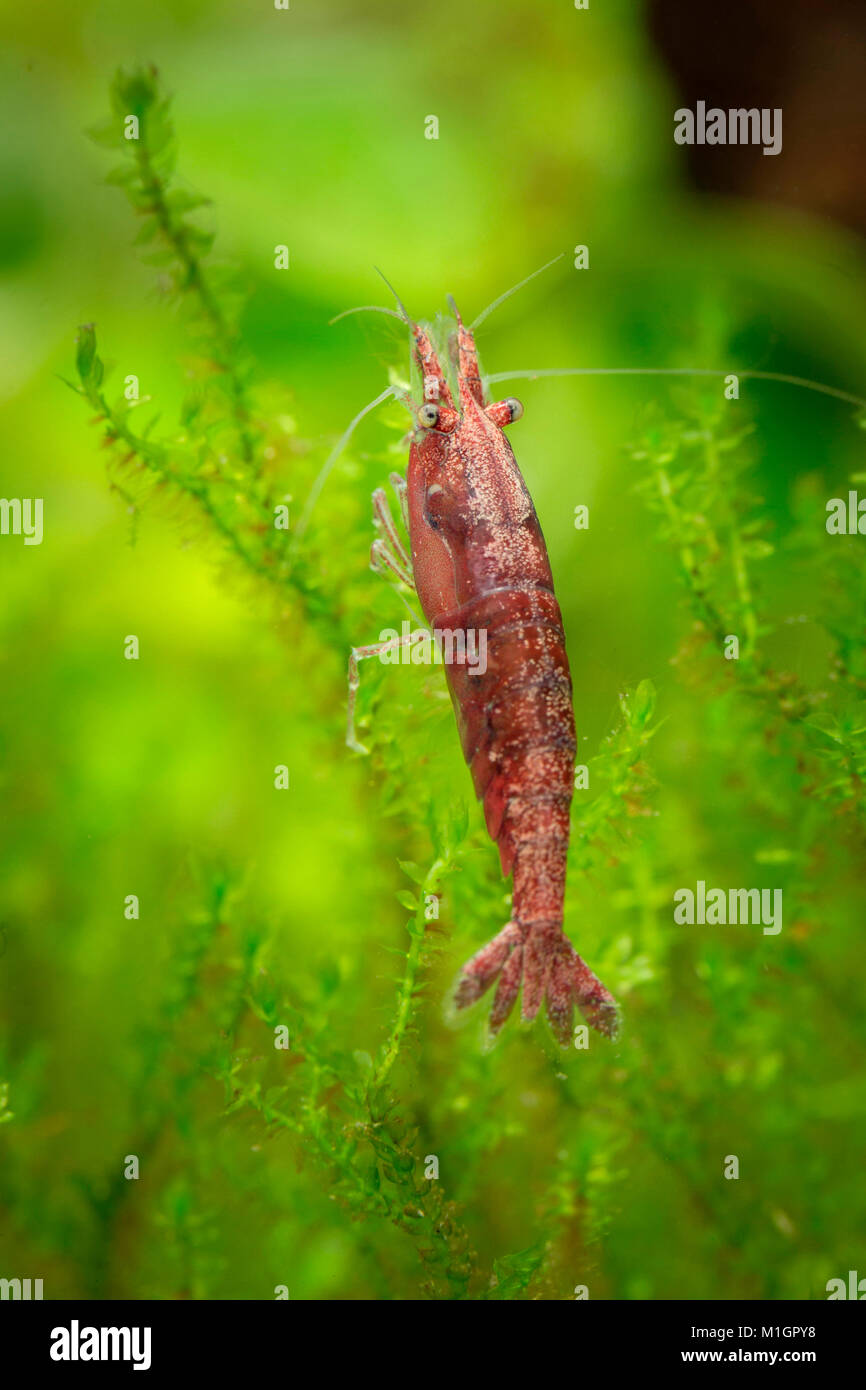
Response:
826,490,866,534
1,1276,43,1299
50,1321,151,1371
674,103,782,157
378,621,488,676
674,880,782,935
827,1270,866,1299
0,498,43,545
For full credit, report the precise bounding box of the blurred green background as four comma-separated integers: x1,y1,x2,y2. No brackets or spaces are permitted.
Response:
1,0,865,1299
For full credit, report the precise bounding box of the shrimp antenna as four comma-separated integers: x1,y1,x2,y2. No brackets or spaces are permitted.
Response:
485,366,866,411
293,385,412,544
373,266,413,326
469,252,566,331
330,304,406,326
446,293,463,325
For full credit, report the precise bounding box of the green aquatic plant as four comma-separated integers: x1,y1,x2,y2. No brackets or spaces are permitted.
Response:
2,62,860,1302
51,65,665,1299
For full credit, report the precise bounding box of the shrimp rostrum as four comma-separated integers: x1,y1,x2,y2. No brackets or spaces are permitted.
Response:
347,290,620,1047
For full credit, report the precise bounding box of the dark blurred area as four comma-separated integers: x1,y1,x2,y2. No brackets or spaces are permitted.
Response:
648,0,866,234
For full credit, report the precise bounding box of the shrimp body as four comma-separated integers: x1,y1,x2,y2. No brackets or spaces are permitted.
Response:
404,313,619,1044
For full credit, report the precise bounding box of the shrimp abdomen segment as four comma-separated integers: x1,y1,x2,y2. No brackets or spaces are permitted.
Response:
434,584,575,870
439,586,620,1042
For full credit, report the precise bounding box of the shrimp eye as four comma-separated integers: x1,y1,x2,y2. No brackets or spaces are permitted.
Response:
486,397,524,428
417,403,440,429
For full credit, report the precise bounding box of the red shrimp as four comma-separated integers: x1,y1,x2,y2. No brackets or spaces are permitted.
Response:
334,264,866,1046
349,294,619,1046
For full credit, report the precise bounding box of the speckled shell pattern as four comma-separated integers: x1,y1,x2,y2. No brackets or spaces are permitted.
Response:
435,566,620,1042
404,311,619,1043
437,584,575,918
